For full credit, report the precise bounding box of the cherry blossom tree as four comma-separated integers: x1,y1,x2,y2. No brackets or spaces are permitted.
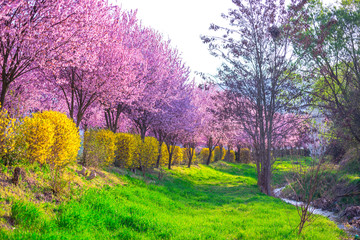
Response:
0,0,96,110
127,29,191,141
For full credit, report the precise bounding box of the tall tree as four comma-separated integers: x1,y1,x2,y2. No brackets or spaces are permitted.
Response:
0,0,90,110
293,0,360,145
202,0,309,195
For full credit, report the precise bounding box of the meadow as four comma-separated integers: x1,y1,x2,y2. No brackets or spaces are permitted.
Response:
0,161,347,240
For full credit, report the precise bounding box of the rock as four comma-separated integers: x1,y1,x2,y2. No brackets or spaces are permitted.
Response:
87,170,96,180
94,170,105,178
313,198,333,210
76,167,87,177
349,218,360,228
35,191,53,202
11,167,26,185
344,206,360,219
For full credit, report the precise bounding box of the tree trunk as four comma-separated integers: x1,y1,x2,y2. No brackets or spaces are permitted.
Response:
206,148,213,165
156,142,163,168
0,81,8,109
168,153,173,170
187,148,194,168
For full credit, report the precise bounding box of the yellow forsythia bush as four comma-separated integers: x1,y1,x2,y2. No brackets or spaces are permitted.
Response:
22,111,81,168
159,143,169,167
240,148,251,163
133,136,158,169
0,107,17,161
214,146,225,162
182,148,197,165
172,146,184,165
83,129,115,168
224,150,236,163
114,133,137,168
198,148,214,164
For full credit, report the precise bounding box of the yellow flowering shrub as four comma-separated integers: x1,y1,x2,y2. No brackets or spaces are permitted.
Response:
214,146,226,162
0,107,17,162
22,111,81,168
240,148,251,163
22,116,55,165
183,148,197,165
83,129,115,168
133,136,158,169
224,150,236,163
198,148,214,164
172,146,183,165
159,143,169,167
114,133,137,168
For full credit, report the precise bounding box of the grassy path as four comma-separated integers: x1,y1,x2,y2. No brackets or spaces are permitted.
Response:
0,162,348,239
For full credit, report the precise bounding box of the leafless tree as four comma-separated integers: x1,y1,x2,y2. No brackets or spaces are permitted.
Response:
202,0,310,195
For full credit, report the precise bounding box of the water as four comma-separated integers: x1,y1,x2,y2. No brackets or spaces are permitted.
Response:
274,186,360,237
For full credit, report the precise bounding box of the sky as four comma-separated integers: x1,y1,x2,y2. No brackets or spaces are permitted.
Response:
110,0,338,82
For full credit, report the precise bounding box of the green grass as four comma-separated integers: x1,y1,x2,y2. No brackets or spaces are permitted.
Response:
272,156,360,208
0,162,347,239
271,156,314,187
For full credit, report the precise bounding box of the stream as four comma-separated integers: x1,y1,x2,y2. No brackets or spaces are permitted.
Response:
274,186,360,237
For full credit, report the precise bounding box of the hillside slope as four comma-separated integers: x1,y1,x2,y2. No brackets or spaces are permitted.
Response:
0,162,348,239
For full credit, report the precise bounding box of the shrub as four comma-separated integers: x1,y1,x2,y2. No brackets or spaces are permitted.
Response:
114,133,137,168
22,114,55,165
133,136,159,169
198,148,214,164
240,148,251,163
183,148,197,165
0,107,18,165
214,146,225,162
21,111,80,193
22,111,81,168
172,146,183,165
83,129,116,168
159,143,169,167
224,150,236,163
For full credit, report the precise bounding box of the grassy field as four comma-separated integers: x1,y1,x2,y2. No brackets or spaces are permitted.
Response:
0,162,348,239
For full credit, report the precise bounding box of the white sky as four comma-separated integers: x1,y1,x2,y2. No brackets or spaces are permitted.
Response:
110,0,338,83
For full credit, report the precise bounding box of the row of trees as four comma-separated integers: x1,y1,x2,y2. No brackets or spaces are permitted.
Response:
1,0,313,194
0,1,259,160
